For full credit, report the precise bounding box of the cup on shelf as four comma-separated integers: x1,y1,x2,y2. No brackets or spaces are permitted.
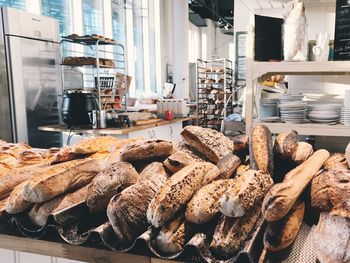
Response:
312,32,330,62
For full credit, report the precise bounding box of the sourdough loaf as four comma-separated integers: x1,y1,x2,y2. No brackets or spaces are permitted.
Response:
21,158,106,203
140,162,167,181
107,171,168,245
120,139,174,162
291,142,313,164
210,203,261,256
262,149,330,222
86,162,139,213
175,142,208,162
185,179,236,224
324,153,348,170
154,214,188,254
310,170,333,210
163,151,194,174
216,153,241,179
273,131,299,159
264,199,305,251
180,126,234,163
28,185,89,226
5,182,32,214
346,142,350,168
219,170,273,217
232,134,249,153
249,125,274,175
147,162,220,228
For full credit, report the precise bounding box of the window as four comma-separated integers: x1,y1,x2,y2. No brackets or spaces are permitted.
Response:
41,0,72,36
0,0,25,10
82,0,103,35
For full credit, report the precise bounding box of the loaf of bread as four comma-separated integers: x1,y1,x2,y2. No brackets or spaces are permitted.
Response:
0,142,31,158
120,139,174,162
313,213,350,263
273,131,299,159
28,185,89,226
310,170,333,210
216,153,241,179
264,199,305,251
346,142,350,169
140,162,167,181
163,151,194,174
175,142,208,162
50,147,83,164
16,150,45,167
107,171,168,245
233,135,249,153
0,152,17,168
21,158,106,203
147,162,220,228
72,136,120,154
5,182,32,214
86,162,139,213
291,142,313,164
154,214,188,254
249,125,274,175
210,203,261,256
186,179,236,224
180,126,234,163
330,200,350,219
219,170,273,217
324,153,348,170
327,169,350,208
0,162,12,176
236,164,250,176
262,149,330,221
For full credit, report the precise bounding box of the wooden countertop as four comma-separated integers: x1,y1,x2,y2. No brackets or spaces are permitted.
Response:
38,117,196,135
0,234,179,263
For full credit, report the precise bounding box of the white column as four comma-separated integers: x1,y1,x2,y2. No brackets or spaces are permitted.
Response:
172,0,189,99
26,0,41,15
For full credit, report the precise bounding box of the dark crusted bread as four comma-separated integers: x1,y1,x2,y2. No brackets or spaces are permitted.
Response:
216,153,241,179
140,162,167,181
175,142,208,162
324,153,348,171
180,126,234,164
273,131,299,159
120,139,174,162
232,134,249,153
163,151,194,174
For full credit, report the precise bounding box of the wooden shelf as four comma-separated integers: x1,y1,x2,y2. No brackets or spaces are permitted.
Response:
251,61,350,79
253,121,350,136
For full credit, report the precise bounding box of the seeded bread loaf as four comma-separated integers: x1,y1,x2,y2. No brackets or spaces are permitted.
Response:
291,142,313,164
175,142,208,162
249,125,274,175
264,199,305,251
21,158,106,203
107,171,168,245
28,185,89,226
262,149,330,222
163,151,194,174
147,162,220,228
120,139,174,162
154,214,188,254
210,203,261,256
86,162,139,213
185,179,236,224
273,131,299,159
180,126,234,163
219,170,273,217
216,153,241,179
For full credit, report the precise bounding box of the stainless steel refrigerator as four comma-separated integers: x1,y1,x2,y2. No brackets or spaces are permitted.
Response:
0,7,62,148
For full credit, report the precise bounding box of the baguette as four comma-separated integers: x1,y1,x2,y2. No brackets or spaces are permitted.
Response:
219,170,273,217
5,182,32,214
72,136,120,154
264,199,305,251
185,179,236,224
249,125,274,175
21,158,106,203
147,162,219,228
28,185,89,226
273,131,299,159
262,149,330,222
86,162,139,213
216,153,241,179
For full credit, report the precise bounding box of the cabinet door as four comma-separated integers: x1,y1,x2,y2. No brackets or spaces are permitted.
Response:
168,122,183,143
0,249,15,263
55,257,86,263
128,127,156,140
17,252,52,263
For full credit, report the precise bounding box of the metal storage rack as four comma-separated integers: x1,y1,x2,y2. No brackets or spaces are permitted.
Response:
196,58,234,130
60,37,127,112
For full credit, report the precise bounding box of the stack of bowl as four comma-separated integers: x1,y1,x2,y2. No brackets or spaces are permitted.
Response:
307,103,341,124
278,94,308,124
259,98,280,122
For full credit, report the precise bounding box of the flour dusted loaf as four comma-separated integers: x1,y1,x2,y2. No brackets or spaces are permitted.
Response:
147,162,220,228
139,162,167,181
107,171,168,245
163,151,194,174
180,126,234,163
219,170,273,217
210,203,261,256
86,162,139,213
264,199,305,251
262,149,330,221
120,139,174,162
311,170,333,210
186,179,236,224
273,131,299,159
216,153,241,179
291,142,313,164
5,182,32,214
28,185,89,226
21,158,106,203
249,125,274,175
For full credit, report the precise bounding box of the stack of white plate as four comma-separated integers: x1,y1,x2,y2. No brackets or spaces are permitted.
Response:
307,104,342,124
278,94,308,123
340,107,350,126
259,98,280,122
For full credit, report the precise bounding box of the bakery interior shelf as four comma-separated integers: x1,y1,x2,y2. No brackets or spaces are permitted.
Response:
253,121,350,137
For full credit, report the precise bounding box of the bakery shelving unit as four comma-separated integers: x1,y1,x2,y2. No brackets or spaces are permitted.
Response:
60,36,127,112
245,60,350,136
196,58,234,131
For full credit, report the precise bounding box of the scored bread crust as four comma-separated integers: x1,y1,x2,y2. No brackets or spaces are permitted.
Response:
5,182,32,214
273,131,299,159
163,151,194,174
72,136,120,154
216,153,241,180
140,162,167,181
147,162,219,228
291,142,313,164
323,153,348,171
